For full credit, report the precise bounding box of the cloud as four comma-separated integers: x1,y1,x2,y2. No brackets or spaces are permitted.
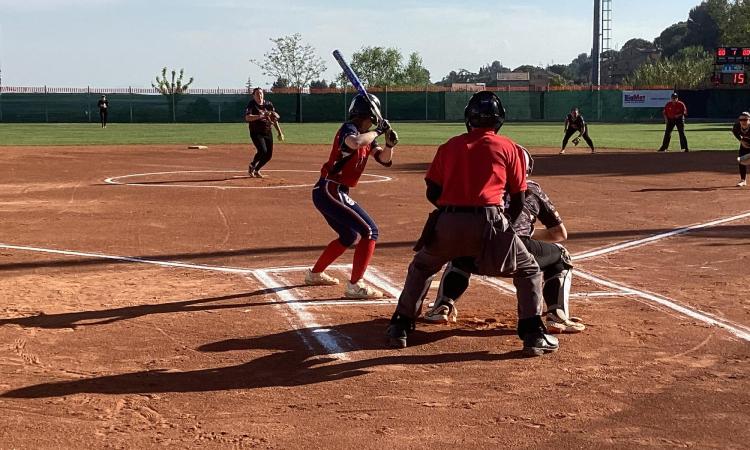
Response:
0,0,120,12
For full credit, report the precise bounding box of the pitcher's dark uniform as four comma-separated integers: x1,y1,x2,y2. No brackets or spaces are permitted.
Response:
97,95,109,128
386,91,557,357
560,108,594,154
244,88,278,177
732,112,750,186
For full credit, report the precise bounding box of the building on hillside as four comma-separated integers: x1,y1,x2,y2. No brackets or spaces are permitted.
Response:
489,71,558,90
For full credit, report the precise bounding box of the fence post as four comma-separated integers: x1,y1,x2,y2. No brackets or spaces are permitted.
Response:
87,85,91,123
129,86,133,123
425,86,428,121
44,85,48,123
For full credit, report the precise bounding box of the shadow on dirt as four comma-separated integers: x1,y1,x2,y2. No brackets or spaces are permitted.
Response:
1,319,523,398
394,150,740,177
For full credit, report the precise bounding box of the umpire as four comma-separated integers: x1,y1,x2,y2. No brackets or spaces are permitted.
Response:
386,91,558,357
658,92,689,152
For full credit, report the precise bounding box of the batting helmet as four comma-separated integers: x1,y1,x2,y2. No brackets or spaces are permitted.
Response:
518,144,534,176
348,94,381,122
464,91,506,132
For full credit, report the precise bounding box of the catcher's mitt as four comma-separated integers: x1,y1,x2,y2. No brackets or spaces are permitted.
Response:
572,136,581,146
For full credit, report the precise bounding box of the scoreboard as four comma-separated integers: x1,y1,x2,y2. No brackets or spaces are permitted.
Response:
715,47,750,64
714,47,749,86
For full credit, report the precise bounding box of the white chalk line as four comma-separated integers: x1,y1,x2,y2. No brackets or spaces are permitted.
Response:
104,169,392,190
573,210,750,261
252,269,351,361
0,243,254,274
574,269,750,341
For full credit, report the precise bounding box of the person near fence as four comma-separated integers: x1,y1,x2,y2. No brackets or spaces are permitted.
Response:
732,111,750,187
658,92,689,152
384,91,558,357
559,107,595,154
97,95,109,128
244,87,280,178
304,93,399,299
425,145,585,334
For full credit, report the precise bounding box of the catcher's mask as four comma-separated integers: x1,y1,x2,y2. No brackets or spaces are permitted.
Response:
348,94,381,122
465,91,506,133
518,144,534,176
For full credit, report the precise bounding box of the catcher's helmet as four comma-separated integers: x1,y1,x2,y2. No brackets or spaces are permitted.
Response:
348,93,381,122
464,91,506,132
518,144,534,176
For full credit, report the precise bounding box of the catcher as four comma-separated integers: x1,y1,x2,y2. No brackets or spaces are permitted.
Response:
559,107,595,154
425,145,585,333
733,111,750,187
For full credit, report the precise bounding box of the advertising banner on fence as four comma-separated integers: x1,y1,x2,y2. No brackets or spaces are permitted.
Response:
622,90,673,108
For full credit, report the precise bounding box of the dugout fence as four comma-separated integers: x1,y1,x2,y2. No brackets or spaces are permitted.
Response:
0,86,747,123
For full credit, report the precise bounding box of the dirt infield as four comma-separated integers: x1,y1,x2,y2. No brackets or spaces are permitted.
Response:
1,143,749,449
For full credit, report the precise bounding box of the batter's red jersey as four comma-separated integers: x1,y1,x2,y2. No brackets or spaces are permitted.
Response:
426,128,527,206
663,100,687,120
320,122,379,188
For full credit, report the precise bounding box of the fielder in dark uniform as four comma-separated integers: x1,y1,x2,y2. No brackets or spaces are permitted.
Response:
386,91,557,357
426,145,585,333
244,88,279,178
732,111,750,187
658,92,688,152
559,107,594,154
305,93,399,299
97,95,109,128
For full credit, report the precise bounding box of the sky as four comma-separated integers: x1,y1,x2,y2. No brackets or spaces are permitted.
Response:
0,0,705,89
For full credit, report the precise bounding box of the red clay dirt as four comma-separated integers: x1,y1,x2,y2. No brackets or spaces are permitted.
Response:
1,143,749,449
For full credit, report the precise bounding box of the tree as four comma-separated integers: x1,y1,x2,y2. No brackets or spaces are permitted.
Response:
685,0,727,51
724,0,750,45
245,76,254,91
625,46,713,88
401,52,431,86
151,67,194,122
347,46,403,87
271,77,290,90
251,33,326,89
655,22,689,58
309,79,330,89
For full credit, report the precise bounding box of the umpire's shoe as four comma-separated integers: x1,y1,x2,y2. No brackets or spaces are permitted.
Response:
518,316,559,357
386,312,415,349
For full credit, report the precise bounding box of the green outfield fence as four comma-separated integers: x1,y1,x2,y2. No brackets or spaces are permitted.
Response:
0,85,748,123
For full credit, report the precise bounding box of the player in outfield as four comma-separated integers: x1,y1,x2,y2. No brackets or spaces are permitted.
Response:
244,88,281,178
425,145,585,334
385,91,557,357
304,94,399,299
732,111,750,187
658,92,689,152
559,107,595,154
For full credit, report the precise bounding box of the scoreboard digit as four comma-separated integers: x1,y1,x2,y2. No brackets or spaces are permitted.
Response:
716,47,750,64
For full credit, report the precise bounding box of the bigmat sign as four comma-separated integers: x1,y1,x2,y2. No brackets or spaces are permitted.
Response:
622,90,673,108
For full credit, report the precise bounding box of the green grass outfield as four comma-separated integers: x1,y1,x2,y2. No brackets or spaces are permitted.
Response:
0,122,742,150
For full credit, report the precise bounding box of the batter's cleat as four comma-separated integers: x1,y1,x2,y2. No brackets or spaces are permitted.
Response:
558,149,566,155
546,309,586,334
344,280,383,299
737,180,747,187
253,170,264,178
304,269,340,286
386,313,415,348
682,148,689,152
657,148,667,152
522,332,559,357
424,297,458,323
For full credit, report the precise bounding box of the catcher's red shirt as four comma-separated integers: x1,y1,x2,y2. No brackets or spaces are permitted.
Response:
663,100,687,120
426,128,527,206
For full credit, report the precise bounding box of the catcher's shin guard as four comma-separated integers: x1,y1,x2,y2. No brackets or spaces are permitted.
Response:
543,267,572,316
